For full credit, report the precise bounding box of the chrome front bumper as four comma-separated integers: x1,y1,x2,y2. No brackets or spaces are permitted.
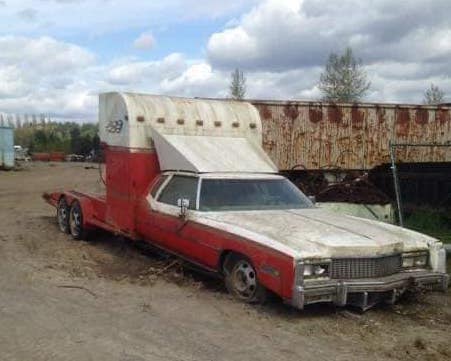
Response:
291,271,449,310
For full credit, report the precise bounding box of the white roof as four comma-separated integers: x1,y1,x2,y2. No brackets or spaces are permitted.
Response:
99,92,277,173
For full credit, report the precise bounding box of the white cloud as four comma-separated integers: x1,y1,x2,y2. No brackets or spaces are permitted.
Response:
133,32,155,50
1,0,451,122
206,0,451,103
160,62,228,97
0,35,94,72
0,35,97,119
107,53,185,85
207,0,451,70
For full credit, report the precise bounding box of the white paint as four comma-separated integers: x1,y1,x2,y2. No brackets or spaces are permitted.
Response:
99,92,264,149
317,202,394,224
193,208,442,260
99,92,277,173
152,131,277,173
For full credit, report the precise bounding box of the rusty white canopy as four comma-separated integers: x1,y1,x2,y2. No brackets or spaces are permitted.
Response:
99,92,277,173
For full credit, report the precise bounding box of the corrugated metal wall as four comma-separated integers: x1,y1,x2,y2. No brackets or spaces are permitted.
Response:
252,101,451,170
0,127,14,169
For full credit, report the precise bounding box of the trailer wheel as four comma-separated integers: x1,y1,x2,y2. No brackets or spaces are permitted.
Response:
223,254,267,304
57,198,70,234
69,201,85,240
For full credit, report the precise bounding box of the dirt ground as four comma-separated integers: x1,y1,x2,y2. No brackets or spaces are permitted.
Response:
1,162,450,361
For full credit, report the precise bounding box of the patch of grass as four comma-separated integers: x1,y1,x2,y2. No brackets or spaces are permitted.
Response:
404,209,451,243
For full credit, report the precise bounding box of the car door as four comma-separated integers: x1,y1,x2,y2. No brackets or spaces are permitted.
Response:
138,175,210,264
152,174,199,237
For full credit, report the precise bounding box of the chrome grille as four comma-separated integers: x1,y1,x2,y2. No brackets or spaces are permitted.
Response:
330,254,402,279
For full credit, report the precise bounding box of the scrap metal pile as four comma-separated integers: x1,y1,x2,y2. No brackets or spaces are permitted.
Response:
286,170,391,205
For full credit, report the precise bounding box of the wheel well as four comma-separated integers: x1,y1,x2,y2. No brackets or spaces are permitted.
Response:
60,194,81,208
218,250,232,274
218,250,252,274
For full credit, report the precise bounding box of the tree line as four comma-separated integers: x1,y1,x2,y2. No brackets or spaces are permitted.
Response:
229,47,447,105
14,122,100,155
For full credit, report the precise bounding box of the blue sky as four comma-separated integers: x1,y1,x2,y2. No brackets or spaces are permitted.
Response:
0,0,450,121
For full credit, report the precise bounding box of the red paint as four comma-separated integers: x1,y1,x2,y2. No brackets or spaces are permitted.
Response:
351,106,364,130
415,108,428,125
32,153,51,161
395,108,410,137
327,105,342,124
259,105,273,120
309,107,322,124
283,104,300,121
437,108,450,125
44,144,296,302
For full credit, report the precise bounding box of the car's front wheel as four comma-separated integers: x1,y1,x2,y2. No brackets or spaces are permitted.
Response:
223,253,267,304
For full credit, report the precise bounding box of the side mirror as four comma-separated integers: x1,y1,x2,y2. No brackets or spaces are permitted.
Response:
177,198,190,218
308,195,316,205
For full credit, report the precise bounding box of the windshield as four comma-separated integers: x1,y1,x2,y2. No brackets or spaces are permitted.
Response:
199,178,313,211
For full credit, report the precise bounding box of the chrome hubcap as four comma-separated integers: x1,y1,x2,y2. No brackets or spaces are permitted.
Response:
230,260,257,299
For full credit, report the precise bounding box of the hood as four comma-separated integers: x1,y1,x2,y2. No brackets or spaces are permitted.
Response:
193,208,437,259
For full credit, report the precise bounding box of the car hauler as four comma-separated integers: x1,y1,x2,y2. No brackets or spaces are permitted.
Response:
44,92,448,310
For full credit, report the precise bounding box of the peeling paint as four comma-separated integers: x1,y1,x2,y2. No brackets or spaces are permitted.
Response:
253,101,451,170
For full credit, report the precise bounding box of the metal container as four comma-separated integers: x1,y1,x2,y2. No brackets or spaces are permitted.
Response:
252,101,451,170
0,126,14,169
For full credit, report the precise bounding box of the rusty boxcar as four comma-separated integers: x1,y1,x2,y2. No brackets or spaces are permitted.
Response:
252,100,451,171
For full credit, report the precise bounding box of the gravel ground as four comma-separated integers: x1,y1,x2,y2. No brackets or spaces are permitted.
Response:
0,162,450,361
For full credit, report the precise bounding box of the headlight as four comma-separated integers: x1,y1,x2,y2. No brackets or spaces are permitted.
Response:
402,257,414,268
303,263,329,278
402,252,428,269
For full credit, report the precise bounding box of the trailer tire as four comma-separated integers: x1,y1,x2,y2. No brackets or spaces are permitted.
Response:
57,197,70,234
223,253,267,304
69,201,85,240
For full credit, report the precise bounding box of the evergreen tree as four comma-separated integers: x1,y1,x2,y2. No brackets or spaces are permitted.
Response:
229,68,246,100
318,47,370,102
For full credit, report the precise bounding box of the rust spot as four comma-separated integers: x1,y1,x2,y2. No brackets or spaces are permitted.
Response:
260,105,272,120
376,106,385,124
437,108,450,125
415,108,428,125
351,106,364,130
309,107,322,123
396,108,410,136
283,104,299,121
327,104,342,124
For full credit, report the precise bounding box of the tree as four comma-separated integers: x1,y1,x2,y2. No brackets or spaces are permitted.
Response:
229,68,246,100
70,126,82,154
424,83,445,105
318,47,370,102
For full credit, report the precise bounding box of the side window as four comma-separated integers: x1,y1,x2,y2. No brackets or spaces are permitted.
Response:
150,175,169,198
158,175,198,209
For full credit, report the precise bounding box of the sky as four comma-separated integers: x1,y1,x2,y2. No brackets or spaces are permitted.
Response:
0,0,450,122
